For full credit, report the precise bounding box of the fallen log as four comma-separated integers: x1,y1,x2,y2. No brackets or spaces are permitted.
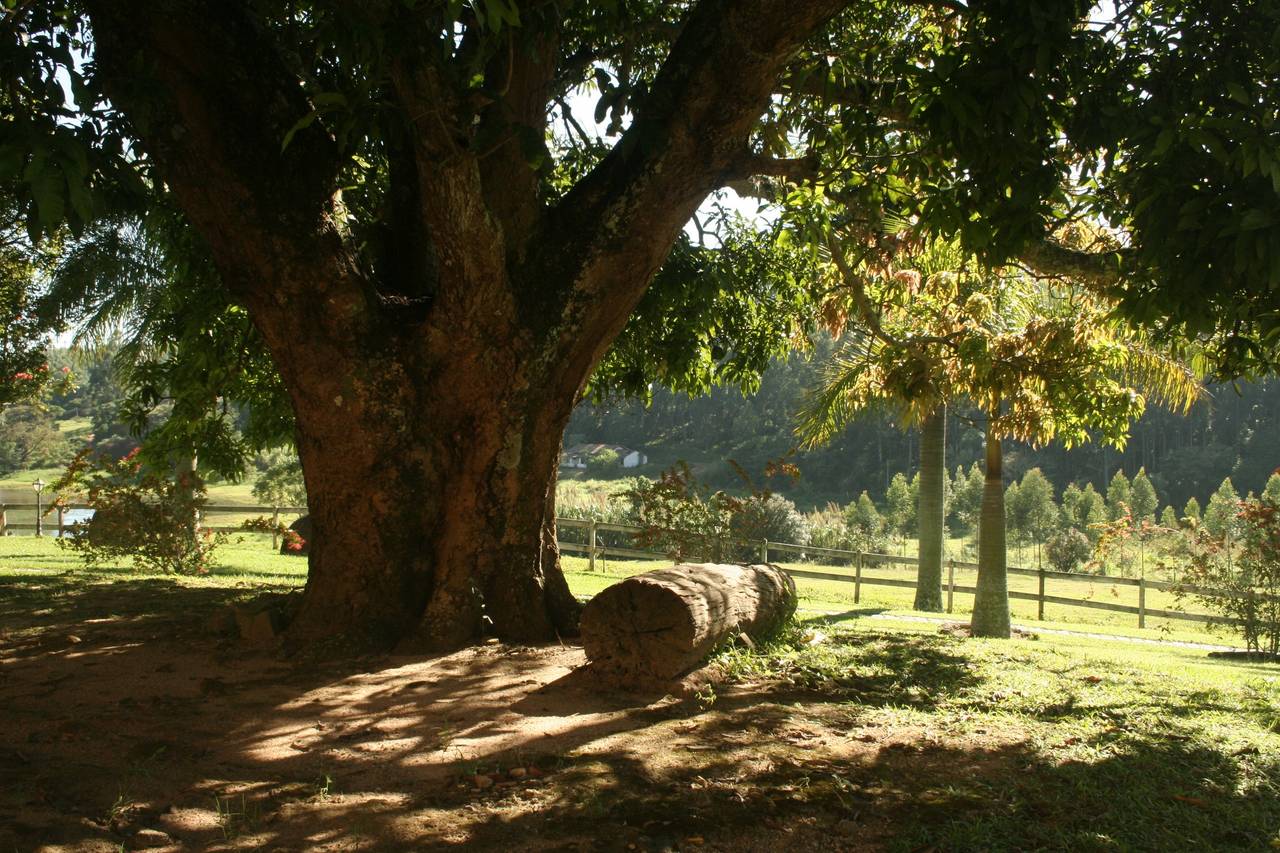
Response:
580,563,797,681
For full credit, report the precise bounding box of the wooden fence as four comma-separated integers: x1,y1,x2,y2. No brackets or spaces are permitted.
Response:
0,502,306,548
556,517,1240,631
0,501,1239,631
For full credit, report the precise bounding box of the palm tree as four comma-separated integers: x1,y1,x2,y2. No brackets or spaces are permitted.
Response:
799,237,1202,637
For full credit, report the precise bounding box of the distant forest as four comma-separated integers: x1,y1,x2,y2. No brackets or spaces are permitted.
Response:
568,338,1280,514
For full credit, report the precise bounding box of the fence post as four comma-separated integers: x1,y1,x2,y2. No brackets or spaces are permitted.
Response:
1038,566,1046,621
946,559,955,614
760,538,769,564
588,520,598,572
1,503,6,535
271,506,280,551
1138,576,1147,629
854,554,863,604
57,506,65,538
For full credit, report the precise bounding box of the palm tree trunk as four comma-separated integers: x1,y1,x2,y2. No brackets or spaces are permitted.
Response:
971,433,1011,637
915,406,946,611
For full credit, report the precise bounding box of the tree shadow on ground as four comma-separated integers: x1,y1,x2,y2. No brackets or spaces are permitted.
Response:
2,577,1277,852
800,607,887,624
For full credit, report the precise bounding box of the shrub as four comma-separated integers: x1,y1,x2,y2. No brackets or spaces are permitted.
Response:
730,493,809,548
52,448,225,575
1177,496,1280,657
623,462,742,562
585,448,620,476
1044,528,1092,573
844,491,889,554
807,504,852,552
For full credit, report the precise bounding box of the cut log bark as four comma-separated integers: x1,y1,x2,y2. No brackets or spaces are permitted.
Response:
580,563,797,681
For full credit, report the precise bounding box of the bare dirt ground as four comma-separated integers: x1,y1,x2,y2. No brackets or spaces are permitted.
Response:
0,578,1025,852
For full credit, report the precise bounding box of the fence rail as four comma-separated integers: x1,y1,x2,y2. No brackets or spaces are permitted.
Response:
0,501,1242,631
557,516,1242,631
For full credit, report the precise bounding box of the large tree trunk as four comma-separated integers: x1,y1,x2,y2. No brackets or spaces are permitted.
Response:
915,406,946,611
269,315,588,651
580,563,796,681
971,434,1011,638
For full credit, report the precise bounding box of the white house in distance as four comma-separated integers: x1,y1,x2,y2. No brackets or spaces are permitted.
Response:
561,443,648,469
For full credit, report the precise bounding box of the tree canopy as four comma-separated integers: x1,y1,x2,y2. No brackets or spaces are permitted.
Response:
2,0,1277,649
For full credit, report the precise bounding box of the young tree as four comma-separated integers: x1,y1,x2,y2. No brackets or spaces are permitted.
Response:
1075,484,1108,542
1004,480,1025,559
1263,473,1280,507
1016,468,1060,569
1204,477,1242,540
950,462,985,540
1160,505,1179,528
1130,468,1159,524
845,491,887,554
1045,528,1092,574
1107,471,1133,521
1183,496,1203,524
884,473,915,556
800,247,1202,637
7,2,1272,649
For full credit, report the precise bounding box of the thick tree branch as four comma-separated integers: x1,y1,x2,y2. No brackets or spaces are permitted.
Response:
474,19,559,259
722,152,821,198
538,0,849,360
82,1,361,312
1018,240,1132,290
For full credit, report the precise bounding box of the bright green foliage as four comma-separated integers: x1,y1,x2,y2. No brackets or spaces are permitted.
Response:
1263,473,1280,506
844,491,888,553
589,228,823,401
883,472,915,549
1160,505,1179,528
1184,496,1203,523
1204,477,1242,539
1130,468,1159,523
251,454,307,509
1107,471,1133,521
949,462,985,536
52,448,223,575
0,405,72,473
799,240,1202,454
1013,468,1059,555
1068,484,1108,542
1004,481,1023,547
585,449,621,476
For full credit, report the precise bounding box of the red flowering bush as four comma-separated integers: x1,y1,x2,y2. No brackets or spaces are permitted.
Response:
52,448,225,575
1177,496,1280,656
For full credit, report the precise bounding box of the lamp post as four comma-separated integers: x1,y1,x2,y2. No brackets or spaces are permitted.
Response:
33,478,45,537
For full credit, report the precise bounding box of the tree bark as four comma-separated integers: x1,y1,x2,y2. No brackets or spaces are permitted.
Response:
580,563,797,681
915,406,946,611
971,433,1012,638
